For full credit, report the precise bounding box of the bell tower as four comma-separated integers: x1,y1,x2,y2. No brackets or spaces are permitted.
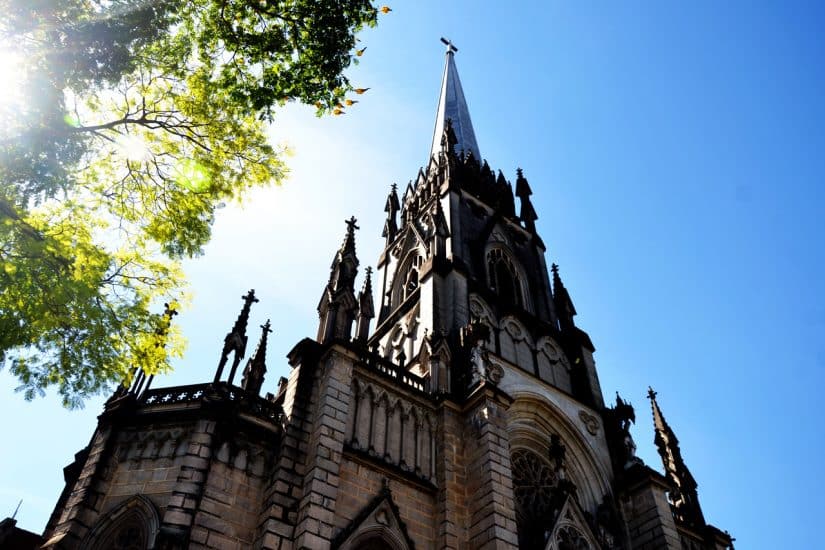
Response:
370,41,603,410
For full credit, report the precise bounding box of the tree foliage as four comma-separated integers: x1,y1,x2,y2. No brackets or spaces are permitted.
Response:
0,0,382,406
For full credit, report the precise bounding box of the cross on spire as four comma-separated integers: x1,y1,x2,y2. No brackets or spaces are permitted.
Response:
440,37,458,54
235,290,260,329
346,216,360,234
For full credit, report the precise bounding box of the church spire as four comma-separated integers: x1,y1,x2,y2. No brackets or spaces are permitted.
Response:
318,218,360,343
241,320,272,395
429,38,481,163
648,387,706,529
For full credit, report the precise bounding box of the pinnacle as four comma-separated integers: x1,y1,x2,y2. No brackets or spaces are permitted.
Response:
362,266,373,292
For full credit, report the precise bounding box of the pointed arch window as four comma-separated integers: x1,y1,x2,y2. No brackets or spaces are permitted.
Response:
83,495,159,550
393,253,423,308
487,248,523,308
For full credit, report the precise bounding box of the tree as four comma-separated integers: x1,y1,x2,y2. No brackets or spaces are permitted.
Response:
0,0,383,407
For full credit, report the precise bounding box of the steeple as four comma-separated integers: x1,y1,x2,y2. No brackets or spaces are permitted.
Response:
429,38,481,163
241,320,272,395
318,218,360,343
370,43,565,390
648,387,706,529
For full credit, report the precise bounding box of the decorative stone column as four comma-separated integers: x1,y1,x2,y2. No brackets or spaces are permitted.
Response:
293,346,355,549
463,383,518,549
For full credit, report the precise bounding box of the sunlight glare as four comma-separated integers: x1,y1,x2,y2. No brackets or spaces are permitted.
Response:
0,45,28,124
115,132,151,161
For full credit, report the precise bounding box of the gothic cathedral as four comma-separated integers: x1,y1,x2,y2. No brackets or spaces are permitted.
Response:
32,45,733,550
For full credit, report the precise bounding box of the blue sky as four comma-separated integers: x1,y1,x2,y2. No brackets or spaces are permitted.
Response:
2,2,824,547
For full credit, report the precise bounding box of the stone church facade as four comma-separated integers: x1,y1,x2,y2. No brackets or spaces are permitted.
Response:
34,46,733,550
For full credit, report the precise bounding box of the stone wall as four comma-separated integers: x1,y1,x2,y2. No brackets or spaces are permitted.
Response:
434,401,468,549
463,388,519,549
620,468,682,550
335,458,437,548
101,425,191,516
345,369,437,484
43,401,282,549
188,439,270,548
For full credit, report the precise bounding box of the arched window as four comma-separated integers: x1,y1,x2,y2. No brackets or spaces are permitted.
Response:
554,525,592,550
487,248,523,308
334,496,413,550
107,522,147,550
83,495,159,550
511,448,560,550
392,252,423,308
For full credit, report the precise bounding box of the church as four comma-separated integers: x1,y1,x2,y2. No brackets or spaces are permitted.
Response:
17,43,733,550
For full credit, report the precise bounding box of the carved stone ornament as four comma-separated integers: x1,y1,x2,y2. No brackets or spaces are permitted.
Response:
490,229,508,244
504,319,524,339
578,410,599,436
391,239,405,259
485,361,504,385
555,524,592,550
469,343,504,387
